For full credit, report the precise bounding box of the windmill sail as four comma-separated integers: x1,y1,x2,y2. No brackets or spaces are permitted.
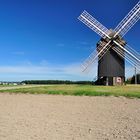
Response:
113,41,140,71
78,10,110,39
81,41,111,72
114,1,140,37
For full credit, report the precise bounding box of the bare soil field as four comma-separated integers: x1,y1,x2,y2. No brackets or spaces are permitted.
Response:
0,94,140,140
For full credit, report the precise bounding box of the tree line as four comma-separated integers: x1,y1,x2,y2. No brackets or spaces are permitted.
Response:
126,74,140,84
22,80,93,85
22,74,140,85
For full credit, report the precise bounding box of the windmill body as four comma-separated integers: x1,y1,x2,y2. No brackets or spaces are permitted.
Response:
78,1,140,86
97,30,126,85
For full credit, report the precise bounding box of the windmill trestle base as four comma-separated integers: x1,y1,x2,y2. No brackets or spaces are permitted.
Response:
96,76,125,86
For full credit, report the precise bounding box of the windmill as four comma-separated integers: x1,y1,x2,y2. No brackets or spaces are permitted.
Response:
78,1,140,86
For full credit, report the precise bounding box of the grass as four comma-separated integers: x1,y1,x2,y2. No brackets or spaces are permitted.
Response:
0,84,140,98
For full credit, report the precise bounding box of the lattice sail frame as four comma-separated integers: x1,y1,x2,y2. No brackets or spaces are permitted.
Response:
114,1,140,37
78,10,110,39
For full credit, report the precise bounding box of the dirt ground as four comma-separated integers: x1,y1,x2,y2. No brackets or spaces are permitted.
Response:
0,94,140,140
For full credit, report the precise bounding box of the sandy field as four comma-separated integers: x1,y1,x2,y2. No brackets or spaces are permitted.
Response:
0,94,140,140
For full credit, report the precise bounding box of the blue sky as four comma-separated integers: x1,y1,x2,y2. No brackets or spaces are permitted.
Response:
0,0,139,81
